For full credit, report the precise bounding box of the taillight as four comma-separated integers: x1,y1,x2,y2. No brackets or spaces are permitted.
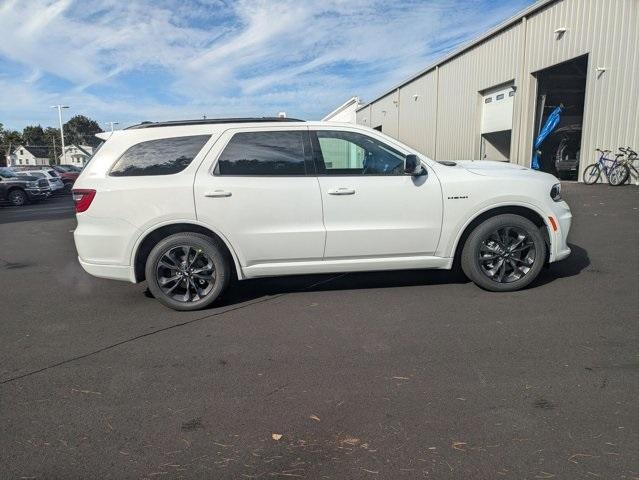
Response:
72,189,96,213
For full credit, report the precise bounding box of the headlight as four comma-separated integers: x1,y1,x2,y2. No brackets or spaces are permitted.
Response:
27,181,38,188
550,183,562,202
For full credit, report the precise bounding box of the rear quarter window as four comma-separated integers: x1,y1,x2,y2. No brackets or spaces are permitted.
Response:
110,135,210,176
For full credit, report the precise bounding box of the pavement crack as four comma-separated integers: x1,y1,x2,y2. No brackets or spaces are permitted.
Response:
0,273,348,386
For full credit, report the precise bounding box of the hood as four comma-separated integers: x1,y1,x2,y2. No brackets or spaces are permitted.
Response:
451,160,557,181
455,160,529,174
435,159,559,183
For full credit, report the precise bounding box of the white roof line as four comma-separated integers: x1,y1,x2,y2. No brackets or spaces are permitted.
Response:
357,0,555,111
322,96,361,120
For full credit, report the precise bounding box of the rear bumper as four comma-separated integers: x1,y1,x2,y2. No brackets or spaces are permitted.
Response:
78,257,136,282
74,214,140,282
555,162,579,172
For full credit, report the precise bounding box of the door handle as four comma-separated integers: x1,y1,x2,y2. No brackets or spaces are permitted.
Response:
205,190,232,198
328,188,356,195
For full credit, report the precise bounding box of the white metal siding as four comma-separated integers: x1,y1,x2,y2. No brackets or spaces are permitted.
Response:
522,0,639,177
397,71,438,158
355,0,639,181
356,105,372,127
370,91,399,137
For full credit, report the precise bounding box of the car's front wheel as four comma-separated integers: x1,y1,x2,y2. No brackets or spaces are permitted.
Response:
145,232,231,311
8,189,28,206
461,214,547,292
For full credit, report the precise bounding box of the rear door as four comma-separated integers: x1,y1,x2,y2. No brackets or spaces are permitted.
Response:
311,127,442,259
194,126,325,268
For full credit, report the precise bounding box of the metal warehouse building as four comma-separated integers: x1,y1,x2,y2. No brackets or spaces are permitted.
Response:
354,0,639,180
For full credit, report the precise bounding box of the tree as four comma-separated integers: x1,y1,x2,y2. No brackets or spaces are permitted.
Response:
44,127,61,164
64,115,103,148
22,125,46,146
0,125,23,167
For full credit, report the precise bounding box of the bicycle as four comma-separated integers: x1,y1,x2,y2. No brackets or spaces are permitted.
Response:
616,146,639,185
582,149,629,186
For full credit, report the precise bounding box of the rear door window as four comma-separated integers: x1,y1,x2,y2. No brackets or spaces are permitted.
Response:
215,131,309,176
110,135,210,176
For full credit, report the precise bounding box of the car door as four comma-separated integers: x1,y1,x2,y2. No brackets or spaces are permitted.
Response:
194,126,325,268
311,127,443,259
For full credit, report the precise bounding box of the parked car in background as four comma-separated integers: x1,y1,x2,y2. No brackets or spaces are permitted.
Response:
553,125,581,180
73,118,572,311
49,165,80,192
0,167,51,206
14,168,65,193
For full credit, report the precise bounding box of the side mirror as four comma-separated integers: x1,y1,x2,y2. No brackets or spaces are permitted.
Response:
404,154,425,176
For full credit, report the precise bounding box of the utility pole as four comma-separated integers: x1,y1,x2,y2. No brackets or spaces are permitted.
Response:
51,105,69,164
50,134,58,165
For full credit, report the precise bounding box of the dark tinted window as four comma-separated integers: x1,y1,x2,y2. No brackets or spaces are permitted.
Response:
314,130,405,176
216,131,306,176
110,135,210,176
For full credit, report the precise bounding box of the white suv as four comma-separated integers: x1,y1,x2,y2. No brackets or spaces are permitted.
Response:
73,118,572,310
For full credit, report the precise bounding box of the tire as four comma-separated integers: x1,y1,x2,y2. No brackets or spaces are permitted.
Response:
145,232,231,311
461,214,547,292
608,164,630,186
63,182,74,193
582,164,601,184
7,189,28,206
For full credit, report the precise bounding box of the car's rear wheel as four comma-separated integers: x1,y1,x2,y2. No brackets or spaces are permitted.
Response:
8,189,28,206
461,214,546,292
145,232,230,311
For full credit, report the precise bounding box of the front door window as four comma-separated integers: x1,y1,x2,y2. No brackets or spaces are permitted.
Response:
314,130,405,175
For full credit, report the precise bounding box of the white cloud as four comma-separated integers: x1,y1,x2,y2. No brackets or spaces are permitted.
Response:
0,0,532,129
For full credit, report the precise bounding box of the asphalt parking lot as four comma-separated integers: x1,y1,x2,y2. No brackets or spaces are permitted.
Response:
1,184,638,479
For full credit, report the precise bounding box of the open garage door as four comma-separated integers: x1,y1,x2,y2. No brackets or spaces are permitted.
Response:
532,55,587,179
480,85,515,161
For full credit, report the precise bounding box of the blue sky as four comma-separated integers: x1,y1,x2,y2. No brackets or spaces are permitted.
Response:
0,0,534,130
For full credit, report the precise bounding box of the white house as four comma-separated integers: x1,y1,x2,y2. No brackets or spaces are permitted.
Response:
322,96,362,124
10,145,50,166
59,144,94,167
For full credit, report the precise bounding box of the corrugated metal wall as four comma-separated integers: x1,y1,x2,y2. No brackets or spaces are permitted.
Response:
521,0,639,175
398,71,438,158
369,91,400,138
356,0,639,180
435,23,523,160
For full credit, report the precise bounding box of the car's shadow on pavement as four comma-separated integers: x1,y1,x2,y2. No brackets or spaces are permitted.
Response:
531,242,590,288
213,242,590,306
219,266,468,306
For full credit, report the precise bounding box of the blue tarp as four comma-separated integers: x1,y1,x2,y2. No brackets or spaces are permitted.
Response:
532,105,562,170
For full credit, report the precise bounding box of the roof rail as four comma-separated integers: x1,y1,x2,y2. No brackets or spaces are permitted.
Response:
125,117,305,130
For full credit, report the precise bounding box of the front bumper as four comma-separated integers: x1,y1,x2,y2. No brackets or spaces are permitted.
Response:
549,200,572,262
25,188,51,200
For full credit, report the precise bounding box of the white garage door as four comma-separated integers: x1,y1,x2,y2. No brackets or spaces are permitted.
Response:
481,86,515,134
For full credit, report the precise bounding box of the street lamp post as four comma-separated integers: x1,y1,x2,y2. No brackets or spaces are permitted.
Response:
51,105,69,165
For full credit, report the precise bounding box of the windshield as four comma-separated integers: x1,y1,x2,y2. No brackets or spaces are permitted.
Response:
0,167,17,178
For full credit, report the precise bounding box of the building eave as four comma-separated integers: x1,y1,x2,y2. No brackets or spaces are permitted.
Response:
322,96,361,121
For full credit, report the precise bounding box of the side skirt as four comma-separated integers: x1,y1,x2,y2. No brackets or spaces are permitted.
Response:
241,255,453,279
